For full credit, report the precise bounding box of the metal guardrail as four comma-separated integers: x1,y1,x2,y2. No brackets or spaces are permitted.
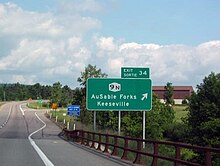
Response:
63,129,220,166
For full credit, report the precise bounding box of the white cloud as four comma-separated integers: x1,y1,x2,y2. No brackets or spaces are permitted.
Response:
96,37,116,51
95,38,220,87
0,2,220,88
119,43,161,51
196,41,220,67
0,2,100,86
11,75,37,84
108,58,124,74
0,2,101,38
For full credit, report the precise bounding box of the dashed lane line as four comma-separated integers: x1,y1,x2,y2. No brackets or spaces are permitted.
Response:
0,105,12,129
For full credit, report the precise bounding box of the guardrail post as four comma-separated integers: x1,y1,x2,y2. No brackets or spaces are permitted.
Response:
90,132,95,148
97,134,102,151
112,136,118,156
205,150,211,166
121,137,129,160
152,143,158,166
133,139,142,164
175,146,181,166
103,133,109,153
86,132,90,146
75,130,79,142
81,130,84,145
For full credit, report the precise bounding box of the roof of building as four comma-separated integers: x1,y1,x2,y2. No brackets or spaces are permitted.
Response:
153,86,194,100
153,86,193,92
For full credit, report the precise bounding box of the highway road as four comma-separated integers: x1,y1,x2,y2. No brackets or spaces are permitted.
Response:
0,102,132,166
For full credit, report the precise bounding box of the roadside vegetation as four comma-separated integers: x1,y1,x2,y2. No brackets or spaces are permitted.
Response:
173,105,188,122
0,102,5,108
28,102,50,109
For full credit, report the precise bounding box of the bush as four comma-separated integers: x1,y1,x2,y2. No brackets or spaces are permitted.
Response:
164,122,190,142
182,98,188,105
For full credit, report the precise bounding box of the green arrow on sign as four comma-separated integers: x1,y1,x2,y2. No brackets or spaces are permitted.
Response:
86,78,152,111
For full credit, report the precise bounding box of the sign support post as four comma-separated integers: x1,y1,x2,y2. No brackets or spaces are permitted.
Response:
94,111,96,131
118,111,121,135
143,111,146,148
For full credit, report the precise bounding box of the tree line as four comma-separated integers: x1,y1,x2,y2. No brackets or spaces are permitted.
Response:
0,83,51,101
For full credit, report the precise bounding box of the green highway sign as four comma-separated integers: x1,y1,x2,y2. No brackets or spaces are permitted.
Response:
86,78,152,111
38,100,43,104
121,67,150,78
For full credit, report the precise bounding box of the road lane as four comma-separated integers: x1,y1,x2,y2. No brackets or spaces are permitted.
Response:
0,102,44,166
0,102,12,128
0,102,132,166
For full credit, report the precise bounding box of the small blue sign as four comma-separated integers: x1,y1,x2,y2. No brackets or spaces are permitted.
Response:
67,105,80,116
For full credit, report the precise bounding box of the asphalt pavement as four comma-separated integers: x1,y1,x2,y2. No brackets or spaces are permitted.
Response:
0,102,133,166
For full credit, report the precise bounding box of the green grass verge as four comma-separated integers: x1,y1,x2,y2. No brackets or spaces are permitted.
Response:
0,102,5,109
50,109,78,129
28,102,50,109
173,105,188,122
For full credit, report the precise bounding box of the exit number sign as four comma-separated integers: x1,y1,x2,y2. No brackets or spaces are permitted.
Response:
121,67,150,78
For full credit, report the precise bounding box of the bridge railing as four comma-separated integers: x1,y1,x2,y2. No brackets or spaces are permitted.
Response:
63,129,220,166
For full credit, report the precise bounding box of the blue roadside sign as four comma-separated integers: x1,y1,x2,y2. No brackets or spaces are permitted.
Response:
67,105,80,116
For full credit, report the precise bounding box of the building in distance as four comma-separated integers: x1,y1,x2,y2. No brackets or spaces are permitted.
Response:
153,86,193,104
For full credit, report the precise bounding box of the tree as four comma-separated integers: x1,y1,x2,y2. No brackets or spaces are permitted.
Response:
164,82,175,106
0,83,53,101
187,72,220,147
122,94,175,139
50,82,62,106
77,64,107,125
60,85,74,107
77,64,107,87
146,94,175,139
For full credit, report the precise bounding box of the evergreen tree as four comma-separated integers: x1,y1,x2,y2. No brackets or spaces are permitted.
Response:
164,82,175,105
77,64,107,125
50,82,62,106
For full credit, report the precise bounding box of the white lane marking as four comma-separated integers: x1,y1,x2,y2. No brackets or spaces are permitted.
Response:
28,112,54,166
19,103,53,165
0,105,12,129
19,104,25,116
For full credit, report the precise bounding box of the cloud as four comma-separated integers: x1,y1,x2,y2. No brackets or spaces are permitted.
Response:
0,2,220,88
95,37,220,87
0,2,101,38
96,37,116,51
108,58,124,73
196,41,220,67
11,75,37,84
0,2,99,86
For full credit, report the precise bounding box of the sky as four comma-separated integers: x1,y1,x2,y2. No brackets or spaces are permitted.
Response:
0,0,220,89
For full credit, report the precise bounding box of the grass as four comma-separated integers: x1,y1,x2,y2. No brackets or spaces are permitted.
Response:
50,109,79,129
28,102,49,109
0,102,5,110
0,102,5,107
173,105,188,122
28,102,83,130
